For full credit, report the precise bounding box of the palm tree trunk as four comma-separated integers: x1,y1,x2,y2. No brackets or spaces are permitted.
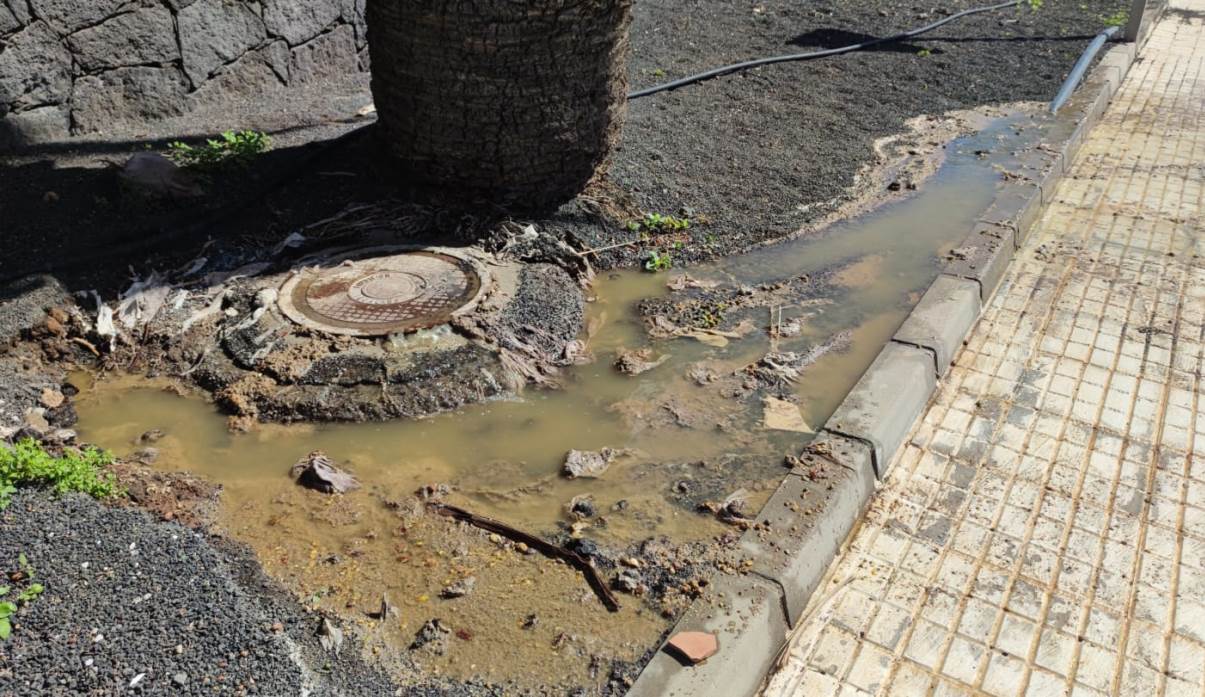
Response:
367,0,634,211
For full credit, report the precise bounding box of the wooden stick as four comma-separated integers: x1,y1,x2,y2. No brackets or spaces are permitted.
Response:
579,240,639,256
429,502,621,612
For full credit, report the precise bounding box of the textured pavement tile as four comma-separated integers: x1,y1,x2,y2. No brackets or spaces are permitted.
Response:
764,3,1205,694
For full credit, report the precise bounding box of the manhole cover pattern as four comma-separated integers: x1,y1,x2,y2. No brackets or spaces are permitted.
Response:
285,251,482,335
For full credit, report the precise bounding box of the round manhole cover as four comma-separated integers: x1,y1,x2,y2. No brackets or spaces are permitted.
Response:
278,248,485,336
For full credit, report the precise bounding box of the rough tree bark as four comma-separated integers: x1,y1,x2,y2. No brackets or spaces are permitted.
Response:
367,0,634,211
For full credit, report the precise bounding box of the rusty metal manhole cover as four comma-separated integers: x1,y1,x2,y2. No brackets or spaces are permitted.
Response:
278,248,486,336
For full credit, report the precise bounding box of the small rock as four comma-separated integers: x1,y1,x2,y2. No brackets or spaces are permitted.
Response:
522,613,538,629
119,152,204,199
44,315,66,337
440,577,476,599
568,494,596,520
410,619,451,654
132,447,159,465
138,429,165,444
316,617,343,654
171,672,188,686
22,409,49,434
488,533,503,545
563,448,619,479
613,569,646,596
290,451,360,494
665,631,719,665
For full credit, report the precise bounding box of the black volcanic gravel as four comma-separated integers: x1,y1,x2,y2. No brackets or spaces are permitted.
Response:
0,491,397,697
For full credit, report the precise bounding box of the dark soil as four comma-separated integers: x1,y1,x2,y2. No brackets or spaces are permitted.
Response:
0,0,1123,294
587,0,1126,267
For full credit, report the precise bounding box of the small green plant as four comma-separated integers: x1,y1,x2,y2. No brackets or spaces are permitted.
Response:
917,48,932,57
1027,0,1044,10
1101,9,1128,26
0,553,44,640
651,68,667,78
0,439,120,510
644,250,673,272
167,129,272,170
627,212,692,235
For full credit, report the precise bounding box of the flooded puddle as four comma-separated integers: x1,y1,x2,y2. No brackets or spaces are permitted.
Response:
73,110,1046,691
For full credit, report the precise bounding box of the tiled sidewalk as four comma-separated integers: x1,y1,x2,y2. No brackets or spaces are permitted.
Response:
764,4,1205,696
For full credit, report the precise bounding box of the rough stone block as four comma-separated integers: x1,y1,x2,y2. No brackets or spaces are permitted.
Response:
740,434,874,624
340,0,366,47
0,103,67,149
827,342,936,478
179,0,268,87
28,0,125,34
0,21,71,112
263,0,341,46
72,67,189,134
628,573,788,697
289,24,357,84
189,50,283,110
68,5,179,72
894,275,981,376
0,3,21,34
943,222,1016,303
3,0,31,26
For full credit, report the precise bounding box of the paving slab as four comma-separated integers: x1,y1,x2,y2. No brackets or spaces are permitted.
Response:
763,4,1205,694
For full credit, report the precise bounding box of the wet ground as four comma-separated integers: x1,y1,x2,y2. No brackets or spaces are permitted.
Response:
67,109,1052,693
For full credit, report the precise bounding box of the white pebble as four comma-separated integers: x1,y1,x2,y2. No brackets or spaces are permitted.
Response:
129,673,145,688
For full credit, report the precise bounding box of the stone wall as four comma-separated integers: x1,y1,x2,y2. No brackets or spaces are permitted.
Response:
0,0,368,147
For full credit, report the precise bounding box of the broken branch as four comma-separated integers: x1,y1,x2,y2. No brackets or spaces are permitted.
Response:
429,502,621,612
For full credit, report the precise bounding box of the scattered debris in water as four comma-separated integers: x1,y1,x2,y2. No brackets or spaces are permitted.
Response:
614,347,670,375
762,396,814,433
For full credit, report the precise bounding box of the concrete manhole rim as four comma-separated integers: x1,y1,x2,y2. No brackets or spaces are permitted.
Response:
277,245,493,337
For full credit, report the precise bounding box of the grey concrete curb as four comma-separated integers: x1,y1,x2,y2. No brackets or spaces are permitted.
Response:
627,15,1160,696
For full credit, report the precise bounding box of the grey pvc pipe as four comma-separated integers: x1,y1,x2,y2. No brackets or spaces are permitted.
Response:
1050,25,1120,114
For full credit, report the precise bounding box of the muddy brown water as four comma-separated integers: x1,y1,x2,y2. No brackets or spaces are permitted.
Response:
73,110,1044,691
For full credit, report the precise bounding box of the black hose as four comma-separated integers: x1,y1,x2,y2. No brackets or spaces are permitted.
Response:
628,0,1026,99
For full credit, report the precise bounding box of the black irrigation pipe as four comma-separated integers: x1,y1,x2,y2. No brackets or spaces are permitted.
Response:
628,0,1028,100
1050,25,1119,113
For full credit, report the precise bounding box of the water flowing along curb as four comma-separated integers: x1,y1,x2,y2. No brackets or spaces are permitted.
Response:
627,5,1167,695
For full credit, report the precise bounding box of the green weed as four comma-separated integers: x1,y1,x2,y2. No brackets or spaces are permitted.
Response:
0,553,44,640
167,130,272,170
917,48,932,57
0,439,120,510
627,212,692,236
1101,9,1128,26
643,250,673,273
